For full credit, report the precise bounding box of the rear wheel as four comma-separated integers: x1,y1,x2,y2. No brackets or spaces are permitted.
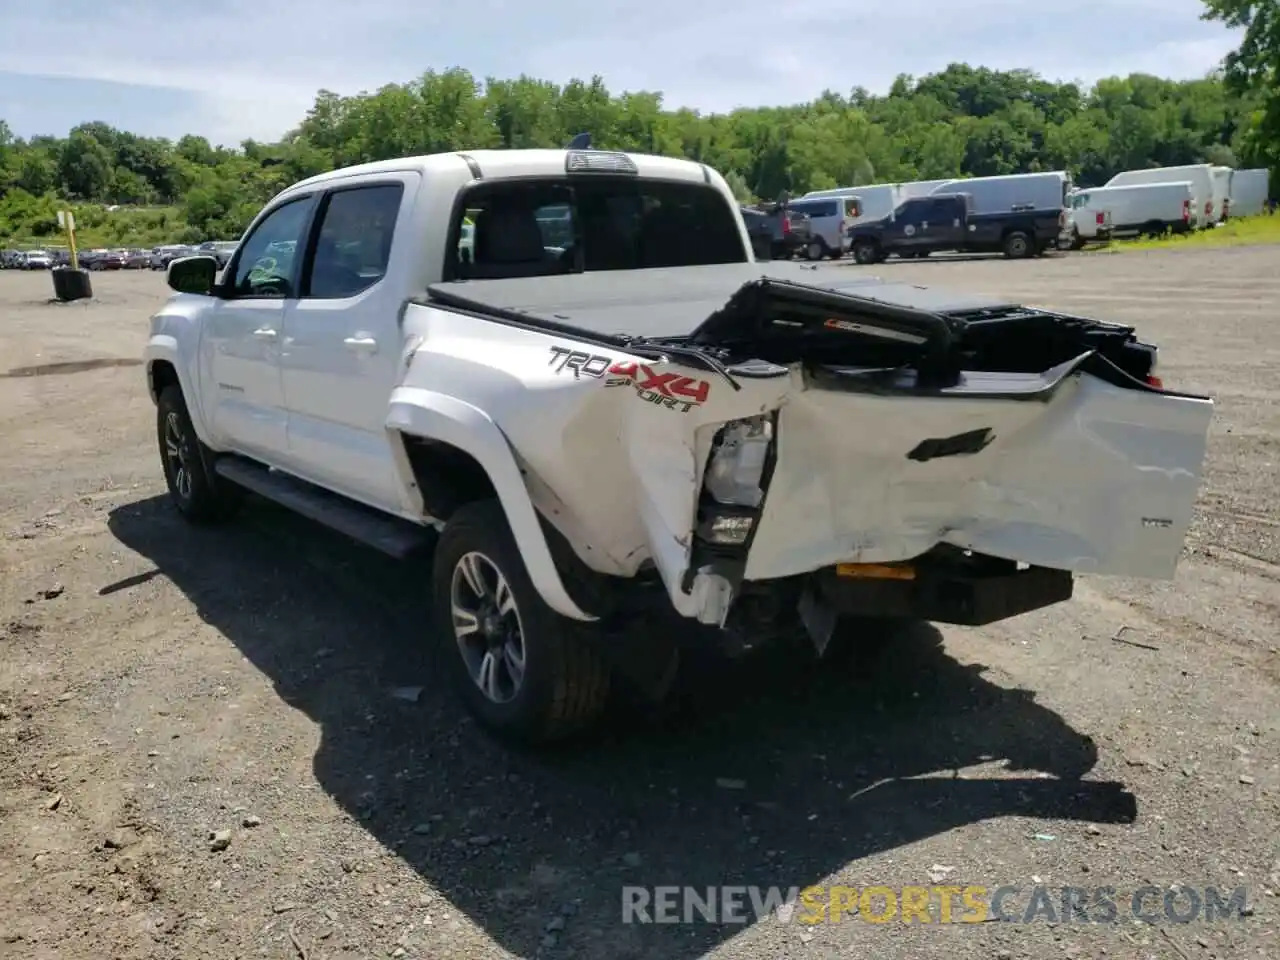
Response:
852,239,880,265
432,500,610,744
805,240,826,261
1002,231,1032,259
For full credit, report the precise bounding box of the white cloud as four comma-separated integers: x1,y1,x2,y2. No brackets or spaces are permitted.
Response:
0,0,1243,144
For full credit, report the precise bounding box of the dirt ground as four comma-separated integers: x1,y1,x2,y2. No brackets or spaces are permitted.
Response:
1,249,1277,960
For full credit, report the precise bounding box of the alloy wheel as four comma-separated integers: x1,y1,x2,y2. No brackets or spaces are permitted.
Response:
450,551,526,704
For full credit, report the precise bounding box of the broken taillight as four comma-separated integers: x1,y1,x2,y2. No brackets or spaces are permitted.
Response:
1146,375,1164,388
1182,200,1190,221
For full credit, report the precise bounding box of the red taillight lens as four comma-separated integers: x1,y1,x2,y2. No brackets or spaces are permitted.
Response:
1146,375,1164,388
782,215,791,235
1182,200,1190,221
1096,212,1105,225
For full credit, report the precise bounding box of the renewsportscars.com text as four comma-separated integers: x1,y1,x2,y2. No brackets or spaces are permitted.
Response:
621,884,1251,925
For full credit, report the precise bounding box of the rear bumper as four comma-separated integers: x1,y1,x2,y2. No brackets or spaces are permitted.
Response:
813,561,1073,626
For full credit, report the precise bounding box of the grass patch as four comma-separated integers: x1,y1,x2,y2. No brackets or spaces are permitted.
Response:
1101,212,1280,252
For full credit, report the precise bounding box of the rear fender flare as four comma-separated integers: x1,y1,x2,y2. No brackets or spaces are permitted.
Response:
386,387,596,623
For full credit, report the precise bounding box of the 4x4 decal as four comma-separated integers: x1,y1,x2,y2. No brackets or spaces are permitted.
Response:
546,346,711,412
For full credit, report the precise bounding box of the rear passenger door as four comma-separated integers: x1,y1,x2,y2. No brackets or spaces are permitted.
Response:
278,175,416,513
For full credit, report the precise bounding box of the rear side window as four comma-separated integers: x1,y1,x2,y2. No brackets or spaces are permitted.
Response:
452,177,746,278
842,197,861,217
304,182,404,299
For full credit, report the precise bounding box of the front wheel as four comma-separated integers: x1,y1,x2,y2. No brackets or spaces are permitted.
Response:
432,500,610,745
156,385,240,524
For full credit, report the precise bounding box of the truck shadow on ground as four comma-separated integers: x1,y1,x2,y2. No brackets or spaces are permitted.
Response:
108,495,1137,959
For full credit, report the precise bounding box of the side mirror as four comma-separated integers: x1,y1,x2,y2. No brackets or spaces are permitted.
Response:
167,255,218,295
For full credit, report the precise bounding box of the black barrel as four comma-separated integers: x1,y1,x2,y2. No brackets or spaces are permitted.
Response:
51,266,93,302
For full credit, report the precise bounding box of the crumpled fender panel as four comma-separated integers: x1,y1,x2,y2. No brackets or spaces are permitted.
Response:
394,302,785,617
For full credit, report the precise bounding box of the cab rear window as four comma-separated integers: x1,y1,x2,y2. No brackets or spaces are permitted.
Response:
449,177,748,279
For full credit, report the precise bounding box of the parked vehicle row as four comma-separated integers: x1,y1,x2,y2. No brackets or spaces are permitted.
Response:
1,249,54,269
792,163,1273,261
0,240,240,271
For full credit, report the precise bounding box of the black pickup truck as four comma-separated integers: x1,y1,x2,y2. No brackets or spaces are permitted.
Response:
848,193,1062,263
741,203,813,260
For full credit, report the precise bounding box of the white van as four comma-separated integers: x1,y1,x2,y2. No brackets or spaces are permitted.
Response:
784,194,860,260
802,184,902,222
1105,165,1217,227
1067,182,1194,244
1229,168,1271,217
929,171,1072,215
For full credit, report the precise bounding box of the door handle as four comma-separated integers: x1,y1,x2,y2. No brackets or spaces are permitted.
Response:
344,336,378,353
252,327,278,340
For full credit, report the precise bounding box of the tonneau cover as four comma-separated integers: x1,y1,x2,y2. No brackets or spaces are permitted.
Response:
427,262,1019,339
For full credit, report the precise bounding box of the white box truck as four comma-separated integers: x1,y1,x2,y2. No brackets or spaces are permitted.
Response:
929,171,1073,215
1105,165,1216,228
1066,181,1194,246
1229,168,1271,217
899,179,954,200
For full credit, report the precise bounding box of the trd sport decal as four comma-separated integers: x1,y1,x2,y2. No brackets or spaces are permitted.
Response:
546,346,711,412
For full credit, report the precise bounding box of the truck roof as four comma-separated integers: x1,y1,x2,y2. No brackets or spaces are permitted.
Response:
290,149,714,191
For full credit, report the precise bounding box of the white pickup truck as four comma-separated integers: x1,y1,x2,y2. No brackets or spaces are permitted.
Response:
145,147,1214,744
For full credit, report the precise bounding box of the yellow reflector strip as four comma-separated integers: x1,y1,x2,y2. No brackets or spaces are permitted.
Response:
835,563,916,581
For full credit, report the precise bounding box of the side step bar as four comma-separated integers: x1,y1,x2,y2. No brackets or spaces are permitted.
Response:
214,457,433,560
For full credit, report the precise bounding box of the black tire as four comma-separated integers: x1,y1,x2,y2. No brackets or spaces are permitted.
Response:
432,500,610,744
852,239,880,265
1002,231,1032,259
156,385,239,524
804,239,826,261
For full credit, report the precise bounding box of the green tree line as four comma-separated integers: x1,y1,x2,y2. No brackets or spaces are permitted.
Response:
0,60,1273,247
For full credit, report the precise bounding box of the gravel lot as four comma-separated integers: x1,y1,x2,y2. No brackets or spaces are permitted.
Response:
1,250,1277,960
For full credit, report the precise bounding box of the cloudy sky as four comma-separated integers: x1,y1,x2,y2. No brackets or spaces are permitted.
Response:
0,0,1243,147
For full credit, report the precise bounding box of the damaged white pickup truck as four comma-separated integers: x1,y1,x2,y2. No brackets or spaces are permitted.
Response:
145,147,1213,743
